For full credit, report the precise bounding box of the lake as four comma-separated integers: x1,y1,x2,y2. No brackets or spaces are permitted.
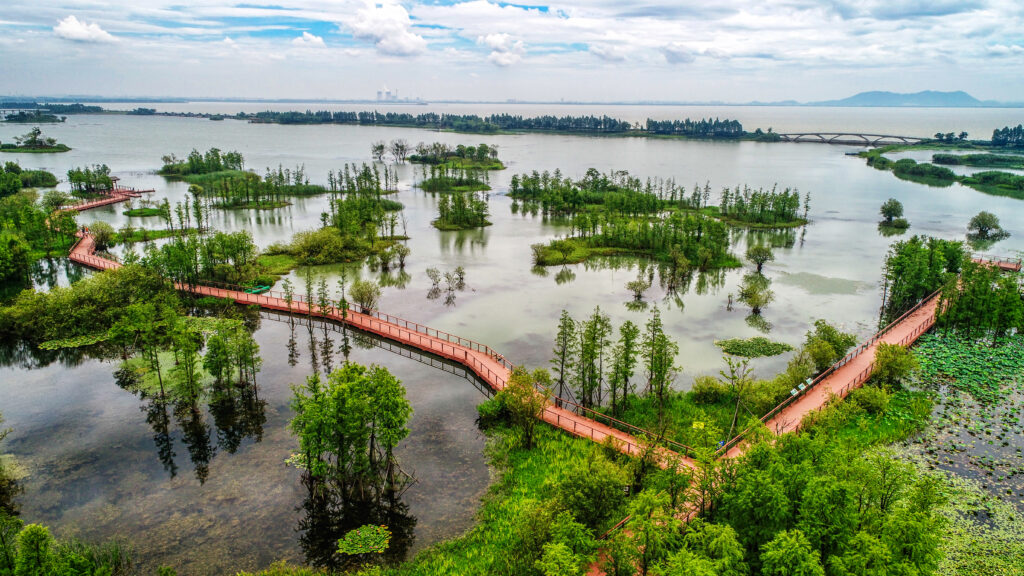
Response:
1,105,1022,573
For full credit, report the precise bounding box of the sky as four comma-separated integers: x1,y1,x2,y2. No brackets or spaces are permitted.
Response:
1,0,1023,102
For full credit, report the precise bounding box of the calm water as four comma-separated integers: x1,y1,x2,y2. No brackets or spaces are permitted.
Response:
1,108,1023,573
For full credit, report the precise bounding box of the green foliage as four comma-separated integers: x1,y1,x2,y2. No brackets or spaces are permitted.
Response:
960,170,1024,200
966,211,1007,240
434,190,490,230
501,367,552,449
0,232,31,283
338,525,392,556
349,279,381,313
890,159,958,186
551,453,626,530
409,142,503,169
142,230,261,285
90,221,115,251
760,529,824,576
913,332,1024,405
804,319,858,371
938,260,1023,338
933,153,1024,169
870,343,919,390
159,147,244,176
720,185,806,227
745,244,775,273
289,363,411,480
881,235,964,324
879,198,904,224
715,337,793,358
66,164,112,196
738,272,774,314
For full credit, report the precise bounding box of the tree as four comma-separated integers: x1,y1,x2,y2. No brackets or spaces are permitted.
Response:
90,221,116,251
536,543,582,576
870,343,918,390
371,141,386,161
502,366,551,449
760,530,825,576
642,308,679,415
721,356,754,438
967,211,1004,239
551,310,578,403
0,513,23,574
608,320,641,417
15,524,55,576
738,272,774,315
0,232,31,283
626,491,681,576
746,244,775,274
389,139,409,163
626,273,652,301
879,199,903,225
349,279,381,313
40,190,69,214
553,454,627,530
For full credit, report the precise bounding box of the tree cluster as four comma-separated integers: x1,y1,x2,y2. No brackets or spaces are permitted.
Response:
719,185,807,226
646,117,744,138
435,190,490,230
880,236,965,324
66,164,113,196
990,124,1024,148
938,259,1023,338
159,147,244,177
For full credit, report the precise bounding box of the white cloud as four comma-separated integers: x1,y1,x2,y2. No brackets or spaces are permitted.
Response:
661,43,695,64
986,43,1023,56
589,44,627,62
346,2,426,56
478,32,525,67
292,31,325,48
53,15,116,43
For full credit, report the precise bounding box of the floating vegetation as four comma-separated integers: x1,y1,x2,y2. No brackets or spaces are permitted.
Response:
714,336,793,358
914,333,1024,405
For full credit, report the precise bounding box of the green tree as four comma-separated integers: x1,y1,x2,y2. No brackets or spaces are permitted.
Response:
627,491,681,576
760,529,824,576
536,543,582,576
642,307,679,416
14,524,54,576
879,199,904,225
0,232,31,283
90,221,116,251
967,211,1004,239
553,454,627,530
746,244,775,274
349,279,381,313
608,320,641,417
551,310,578,403
738,273,774,315
0,513,23,574
827,531,892,576
870,343,918,390
503,366,551,449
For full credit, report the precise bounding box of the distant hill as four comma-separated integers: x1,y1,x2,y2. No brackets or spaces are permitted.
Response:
811,90,985,107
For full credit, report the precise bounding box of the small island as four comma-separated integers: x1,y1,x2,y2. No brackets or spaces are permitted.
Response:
4,110,65,123
432,190,491,230
410,142,505,170
0,127,71,153
418,165,491,193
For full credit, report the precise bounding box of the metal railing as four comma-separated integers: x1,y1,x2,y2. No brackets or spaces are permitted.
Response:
716,287,942,456
971,252,1023,271
70,237,696,458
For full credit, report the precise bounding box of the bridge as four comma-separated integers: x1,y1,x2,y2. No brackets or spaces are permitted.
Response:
778,132,926,146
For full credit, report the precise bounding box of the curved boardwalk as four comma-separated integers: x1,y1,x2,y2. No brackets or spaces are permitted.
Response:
68,233,663,460
69,205,1011,466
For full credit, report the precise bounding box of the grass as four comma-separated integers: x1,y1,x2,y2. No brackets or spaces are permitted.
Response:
431,219,493,231
533,237,742,270
441,158,506,171
418,178,492,193
606,390,738,449
115,228,189,244
862,148,1024,200
933,153,1024,169
122,207,168,217
255,253,299,279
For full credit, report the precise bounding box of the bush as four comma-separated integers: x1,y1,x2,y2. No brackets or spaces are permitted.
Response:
349,279,381,313
850,385,891,415
715,336,793,358
476,394,510,428
288,228,371,265
871,343,918,390
691,375,729,404
552,454,627,530
805,320,858,371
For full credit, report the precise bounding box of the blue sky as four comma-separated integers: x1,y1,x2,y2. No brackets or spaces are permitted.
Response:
1,0,1022,101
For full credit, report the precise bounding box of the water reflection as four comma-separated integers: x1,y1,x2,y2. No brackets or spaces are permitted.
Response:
438,228,488,254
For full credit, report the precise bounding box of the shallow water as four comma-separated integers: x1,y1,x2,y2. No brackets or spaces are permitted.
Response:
1,108,1023,572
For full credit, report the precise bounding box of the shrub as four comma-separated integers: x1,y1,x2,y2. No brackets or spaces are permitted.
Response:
552,454,627,530
349,279,381,313
476,394,510,428
691,375,729,404
850,385,891,415
871,343,918,390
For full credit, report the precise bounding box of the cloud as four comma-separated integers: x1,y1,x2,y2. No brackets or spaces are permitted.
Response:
292,31,325,48
478,32,525,66
346,2,426,56
986,44,1024,57
661,43,695,64
53,15,116,43
589,44,626,62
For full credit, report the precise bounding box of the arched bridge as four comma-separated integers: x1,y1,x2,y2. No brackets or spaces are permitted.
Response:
778,133,926,146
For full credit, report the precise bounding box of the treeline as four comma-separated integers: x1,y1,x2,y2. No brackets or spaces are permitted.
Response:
435,190,490,230
419,165,490,193
191,164,325,209
720,185,807,226
408,142,500,167
244,109,752,137
932,153,1024,169
0,191,78,283
537,210,735,271
160,147,245,177
938,259,1023,338
67,164,113,195
880,236,965,323
141,230,262,287
0,102,104,114
991,124,1024,148
1,161,57,197
510,168,685,216
646,117,744,138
